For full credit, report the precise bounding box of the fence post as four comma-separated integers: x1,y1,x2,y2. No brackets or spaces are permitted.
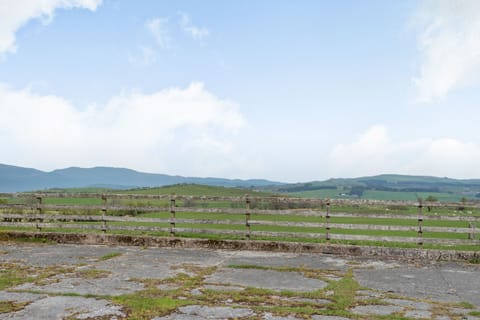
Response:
35,195,42,231
245,195,251,240
169,194,176,237
417,200,423,246
468,222,476,240
101,194,107,233
325,199,331,241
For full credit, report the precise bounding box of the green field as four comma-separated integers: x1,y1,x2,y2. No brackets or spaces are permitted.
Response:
290,189,465,202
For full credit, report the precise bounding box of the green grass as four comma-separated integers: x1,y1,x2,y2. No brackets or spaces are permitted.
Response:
289,189,472,202
0,235,54,244
43,197,103,205
289,189,344,199
121,184,275,197
326,269,359,311
75,268,111,279
111,295,192,319
98,252,122,261
42,187,113,193
0,263,72,290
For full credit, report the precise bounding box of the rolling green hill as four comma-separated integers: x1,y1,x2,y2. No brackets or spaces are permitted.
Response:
0,163,282,192
120,184,276,197
264,174,480,202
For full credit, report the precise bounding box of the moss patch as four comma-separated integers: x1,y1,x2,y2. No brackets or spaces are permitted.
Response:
74,268,111,279
0,263,73,290
0,301,29,314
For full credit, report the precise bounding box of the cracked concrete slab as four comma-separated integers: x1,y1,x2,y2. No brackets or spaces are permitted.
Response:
404,309,433,319
355,264,480,306
1,242,479,320
0,291,47,303
350,304,404,315
13,275,144,296
0,244,125,267
0,296,124,320
206,268,328,292
383,298,432,310
154,305,255,319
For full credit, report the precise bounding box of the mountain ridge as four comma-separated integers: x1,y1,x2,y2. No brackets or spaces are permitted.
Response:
0,163,282,192
2,163,480,202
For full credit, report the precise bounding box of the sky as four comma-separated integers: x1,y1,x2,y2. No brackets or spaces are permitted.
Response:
1,0,480,182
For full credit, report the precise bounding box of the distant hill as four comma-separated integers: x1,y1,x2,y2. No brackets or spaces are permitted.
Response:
0,164,283,192
3,164,480,202
263,174,480,202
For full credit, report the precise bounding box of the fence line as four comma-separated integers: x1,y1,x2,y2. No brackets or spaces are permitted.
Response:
0,193,479,247
2,192,480,209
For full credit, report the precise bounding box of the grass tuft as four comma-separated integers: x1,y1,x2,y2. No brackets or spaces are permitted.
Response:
98,252,122,261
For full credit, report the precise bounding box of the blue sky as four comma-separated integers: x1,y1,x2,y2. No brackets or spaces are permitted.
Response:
1,0,480,182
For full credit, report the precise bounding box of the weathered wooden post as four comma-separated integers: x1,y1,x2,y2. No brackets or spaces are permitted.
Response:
169,194,176,237
417,200,423,246
36,195,42,231
325,199,331,241
245,195,251,240
101,194,107,233
468,222,476,240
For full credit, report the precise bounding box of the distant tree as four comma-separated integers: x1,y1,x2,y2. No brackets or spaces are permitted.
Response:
457,197,468,211
425,195,438,212
348,186,366,197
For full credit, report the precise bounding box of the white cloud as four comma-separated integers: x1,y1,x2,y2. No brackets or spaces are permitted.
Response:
128,46,156,66
179,12,209,40
146,17,170,48
0,82,247,176
329,125,480,178
0,0,102,54
412,0,480,103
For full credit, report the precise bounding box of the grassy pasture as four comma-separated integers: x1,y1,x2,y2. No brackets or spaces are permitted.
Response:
290,189,467,202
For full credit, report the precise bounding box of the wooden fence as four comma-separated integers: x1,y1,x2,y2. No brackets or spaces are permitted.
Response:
0,193,480,247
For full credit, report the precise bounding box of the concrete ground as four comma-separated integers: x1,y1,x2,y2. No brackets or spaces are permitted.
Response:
0,242,479,319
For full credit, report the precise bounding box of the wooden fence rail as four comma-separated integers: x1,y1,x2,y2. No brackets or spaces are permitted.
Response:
0,193,479,247
2,192,480,208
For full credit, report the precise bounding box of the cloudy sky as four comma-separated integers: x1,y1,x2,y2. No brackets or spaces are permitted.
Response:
1,0,480,182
